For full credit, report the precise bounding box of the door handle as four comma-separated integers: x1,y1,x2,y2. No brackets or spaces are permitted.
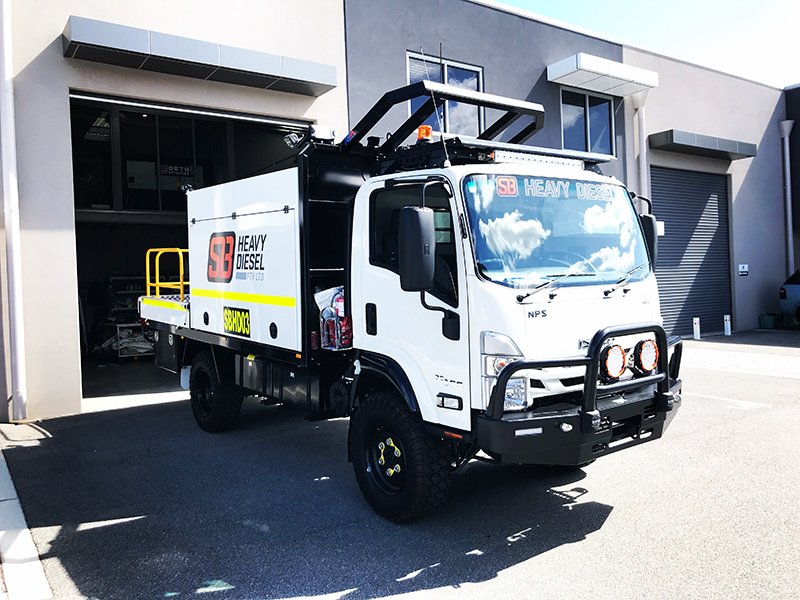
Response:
366,303,377,335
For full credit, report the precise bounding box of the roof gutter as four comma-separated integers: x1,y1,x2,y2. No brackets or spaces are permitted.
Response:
1,0,28,421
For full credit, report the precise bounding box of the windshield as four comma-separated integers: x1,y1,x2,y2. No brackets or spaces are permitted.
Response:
462,174,650,289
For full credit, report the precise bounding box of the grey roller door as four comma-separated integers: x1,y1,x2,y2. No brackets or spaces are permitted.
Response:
650,167,731,336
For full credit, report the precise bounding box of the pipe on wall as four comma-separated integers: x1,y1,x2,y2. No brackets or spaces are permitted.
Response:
632,90,650,199
0,0,28,421
779,120,795,277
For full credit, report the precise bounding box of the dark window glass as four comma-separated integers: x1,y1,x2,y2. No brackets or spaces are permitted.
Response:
232,121,296,181
70,103,113,209
120,111,158,210
195,120,228,188
589,96,612,155
562,91,586,152
158,116,194,211
370,185,458,307
71,100,293,214
446,65,480,137
409,57,444,131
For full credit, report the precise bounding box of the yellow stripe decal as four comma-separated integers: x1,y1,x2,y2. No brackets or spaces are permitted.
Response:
141,297,187,311
192,288,296,307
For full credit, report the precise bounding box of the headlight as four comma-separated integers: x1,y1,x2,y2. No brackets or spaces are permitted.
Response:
634,339,659,374
484,355,519,376
481,331,523,356
600,344,626,381
503,378,527,411
481,332,528,411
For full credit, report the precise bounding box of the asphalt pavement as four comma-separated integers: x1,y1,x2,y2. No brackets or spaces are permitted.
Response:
1,329,799,599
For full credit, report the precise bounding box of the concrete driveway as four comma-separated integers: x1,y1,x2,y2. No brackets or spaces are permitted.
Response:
1,329,799,599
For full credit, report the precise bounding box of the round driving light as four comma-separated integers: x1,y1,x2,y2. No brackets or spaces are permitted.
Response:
600,344,626,380
634,339,659,373
559,422,573,433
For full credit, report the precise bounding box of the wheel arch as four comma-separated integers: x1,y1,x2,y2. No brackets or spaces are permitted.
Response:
353,352,420,414
182,339,236,382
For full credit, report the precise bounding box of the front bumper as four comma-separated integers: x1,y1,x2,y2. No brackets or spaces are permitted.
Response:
475,323,683,465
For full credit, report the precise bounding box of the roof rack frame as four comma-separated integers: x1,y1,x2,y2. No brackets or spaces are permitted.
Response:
341,81,545,153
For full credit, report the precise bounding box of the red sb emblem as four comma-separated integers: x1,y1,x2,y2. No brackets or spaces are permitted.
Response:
207,231,236,282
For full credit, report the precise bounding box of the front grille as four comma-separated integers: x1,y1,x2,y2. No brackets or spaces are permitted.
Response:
560,376,584,387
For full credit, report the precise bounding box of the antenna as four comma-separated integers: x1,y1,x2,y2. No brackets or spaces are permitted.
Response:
419,46,452,168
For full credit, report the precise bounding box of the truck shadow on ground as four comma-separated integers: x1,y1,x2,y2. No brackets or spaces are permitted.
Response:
2,400,613,599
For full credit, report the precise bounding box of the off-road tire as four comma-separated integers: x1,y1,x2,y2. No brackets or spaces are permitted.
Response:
189,351,243,432
349,390,452,523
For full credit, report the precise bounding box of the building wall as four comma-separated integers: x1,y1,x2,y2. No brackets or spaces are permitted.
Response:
622,48,786,330
2,0,348,419
344,0,628,181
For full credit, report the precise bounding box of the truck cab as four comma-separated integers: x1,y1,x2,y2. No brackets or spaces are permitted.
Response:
140,81,682,522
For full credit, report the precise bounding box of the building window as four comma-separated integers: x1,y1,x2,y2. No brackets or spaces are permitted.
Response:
561,90,613,155
407,53,483,137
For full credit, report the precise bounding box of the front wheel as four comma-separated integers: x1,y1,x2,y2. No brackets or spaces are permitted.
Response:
348,391,452,522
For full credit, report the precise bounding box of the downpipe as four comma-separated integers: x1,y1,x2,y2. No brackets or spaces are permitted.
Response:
1,0,28,421
779,120,795,276
632,90,649,198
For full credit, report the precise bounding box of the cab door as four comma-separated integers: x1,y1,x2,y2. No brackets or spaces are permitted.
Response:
350,178,471,431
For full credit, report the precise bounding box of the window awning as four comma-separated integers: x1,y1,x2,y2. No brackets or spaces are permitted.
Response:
62,16,336,97
547,53,658,96
649,130,756,160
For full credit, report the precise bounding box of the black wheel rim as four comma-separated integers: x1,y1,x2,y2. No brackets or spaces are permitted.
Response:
194,370,214,417
365,426,407,495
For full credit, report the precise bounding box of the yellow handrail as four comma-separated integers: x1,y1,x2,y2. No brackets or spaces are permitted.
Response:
146,248,190,301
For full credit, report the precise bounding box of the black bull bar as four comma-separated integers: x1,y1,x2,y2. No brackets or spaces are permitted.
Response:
478,322,683,464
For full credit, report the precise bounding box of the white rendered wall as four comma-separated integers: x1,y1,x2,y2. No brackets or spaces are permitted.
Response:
3,0,347,419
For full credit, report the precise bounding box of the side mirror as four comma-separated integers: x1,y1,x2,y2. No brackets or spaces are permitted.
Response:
398,206,436,291
639,213,658,270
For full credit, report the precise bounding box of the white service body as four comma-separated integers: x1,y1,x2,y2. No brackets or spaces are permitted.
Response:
186,168,303,351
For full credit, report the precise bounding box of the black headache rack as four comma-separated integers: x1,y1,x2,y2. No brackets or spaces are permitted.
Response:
476,323,684,465
337,81,563,175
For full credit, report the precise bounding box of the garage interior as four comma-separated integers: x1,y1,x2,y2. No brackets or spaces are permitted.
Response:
71,97,302,398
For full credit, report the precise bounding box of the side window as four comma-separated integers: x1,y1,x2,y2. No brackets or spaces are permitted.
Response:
370,185,459,307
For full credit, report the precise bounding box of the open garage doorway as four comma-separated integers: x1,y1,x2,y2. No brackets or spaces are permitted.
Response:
71,95,305,399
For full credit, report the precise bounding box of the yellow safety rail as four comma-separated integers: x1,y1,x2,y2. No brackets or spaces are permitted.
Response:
146,248,190,301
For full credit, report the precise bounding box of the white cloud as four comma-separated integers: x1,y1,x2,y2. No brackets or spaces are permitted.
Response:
586,241,637,273
562,105,583,130
583,201,632,248
478,211,551,268
472,177,496,213
449,101,479,136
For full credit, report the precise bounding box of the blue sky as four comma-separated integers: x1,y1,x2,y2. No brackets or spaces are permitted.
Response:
496,0,798,88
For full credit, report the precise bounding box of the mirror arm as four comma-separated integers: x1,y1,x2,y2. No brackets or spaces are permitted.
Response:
420,291,448,315
419,292,460,341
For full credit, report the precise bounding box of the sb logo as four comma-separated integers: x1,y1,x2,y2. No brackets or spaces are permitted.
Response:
207,231,236,282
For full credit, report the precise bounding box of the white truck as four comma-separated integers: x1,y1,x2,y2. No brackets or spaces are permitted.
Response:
140,82,683,522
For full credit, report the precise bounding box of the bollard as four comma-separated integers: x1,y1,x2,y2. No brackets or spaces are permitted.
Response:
693,317,701,340
724,314,731,336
